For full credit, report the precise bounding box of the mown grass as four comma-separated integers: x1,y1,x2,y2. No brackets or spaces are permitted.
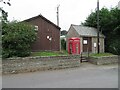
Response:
90,53,114,57
32,51,114,57
31,50,68,56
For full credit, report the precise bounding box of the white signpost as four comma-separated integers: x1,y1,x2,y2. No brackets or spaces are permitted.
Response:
94,43,97,48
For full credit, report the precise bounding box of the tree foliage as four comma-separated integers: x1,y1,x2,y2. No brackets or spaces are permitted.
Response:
82,7,120,55
0,0,11,23
2,21,37,58
61,30,67,36
0,0,11,57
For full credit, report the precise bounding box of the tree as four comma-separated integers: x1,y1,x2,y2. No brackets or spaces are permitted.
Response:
1,1,37,58
0,0,11,6
82,7,120,55
0,0,11,57
61,30,67,36
0,0,11,23
2,21,37,58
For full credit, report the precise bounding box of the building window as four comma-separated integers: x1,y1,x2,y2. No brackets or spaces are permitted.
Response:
34,26,38,31
83,40,87,44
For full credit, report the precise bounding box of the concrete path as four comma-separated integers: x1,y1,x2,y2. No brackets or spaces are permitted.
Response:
2,62,118,88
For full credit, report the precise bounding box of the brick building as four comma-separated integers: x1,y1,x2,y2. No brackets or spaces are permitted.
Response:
24,14,61,51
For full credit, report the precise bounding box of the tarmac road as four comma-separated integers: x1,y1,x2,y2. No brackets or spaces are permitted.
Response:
2,63,118,88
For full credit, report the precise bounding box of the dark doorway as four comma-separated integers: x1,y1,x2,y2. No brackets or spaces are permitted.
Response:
83,37,92,52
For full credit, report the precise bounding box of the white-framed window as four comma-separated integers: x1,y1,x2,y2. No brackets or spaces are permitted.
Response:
34,25,38,31
83,40,87,44
47,36,50,39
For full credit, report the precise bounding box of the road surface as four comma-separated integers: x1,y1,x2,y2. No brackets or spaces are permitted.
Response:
2,63,118,88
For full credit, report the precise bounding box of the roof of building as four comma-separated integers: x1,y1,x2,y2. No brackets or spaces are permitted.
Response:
71,24,105,38
23,14,61,30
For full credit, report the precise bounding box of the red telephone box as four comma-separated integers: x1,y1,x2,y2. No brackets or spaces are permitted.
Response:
68,37,80,54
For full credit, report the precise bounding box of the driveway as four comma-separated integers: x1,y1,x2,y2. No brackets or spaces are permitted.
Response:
2,62,118,88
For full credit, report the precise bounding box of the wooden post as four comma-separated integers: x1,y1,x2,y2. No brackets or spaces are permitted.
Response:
97,0,100,54
80,52,82,63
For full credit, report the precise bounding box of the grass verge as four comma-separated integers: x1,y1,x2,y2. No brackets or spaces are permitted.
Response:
31,50,68,56
90,53,114,57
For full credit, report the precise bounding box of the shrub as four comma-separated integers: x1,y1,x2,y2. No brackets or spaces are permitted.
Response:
2,21,37,58
61,39,66,50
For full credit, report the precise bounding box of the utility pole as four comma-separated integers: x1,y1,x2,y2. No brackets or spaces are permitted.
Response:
97,0,100,54
118,1,120,9
56,4,61,51
57,5,60,26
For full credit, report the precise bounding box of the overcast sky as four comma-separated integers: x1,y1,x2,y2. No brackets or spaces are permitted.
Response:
1,0,120,30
